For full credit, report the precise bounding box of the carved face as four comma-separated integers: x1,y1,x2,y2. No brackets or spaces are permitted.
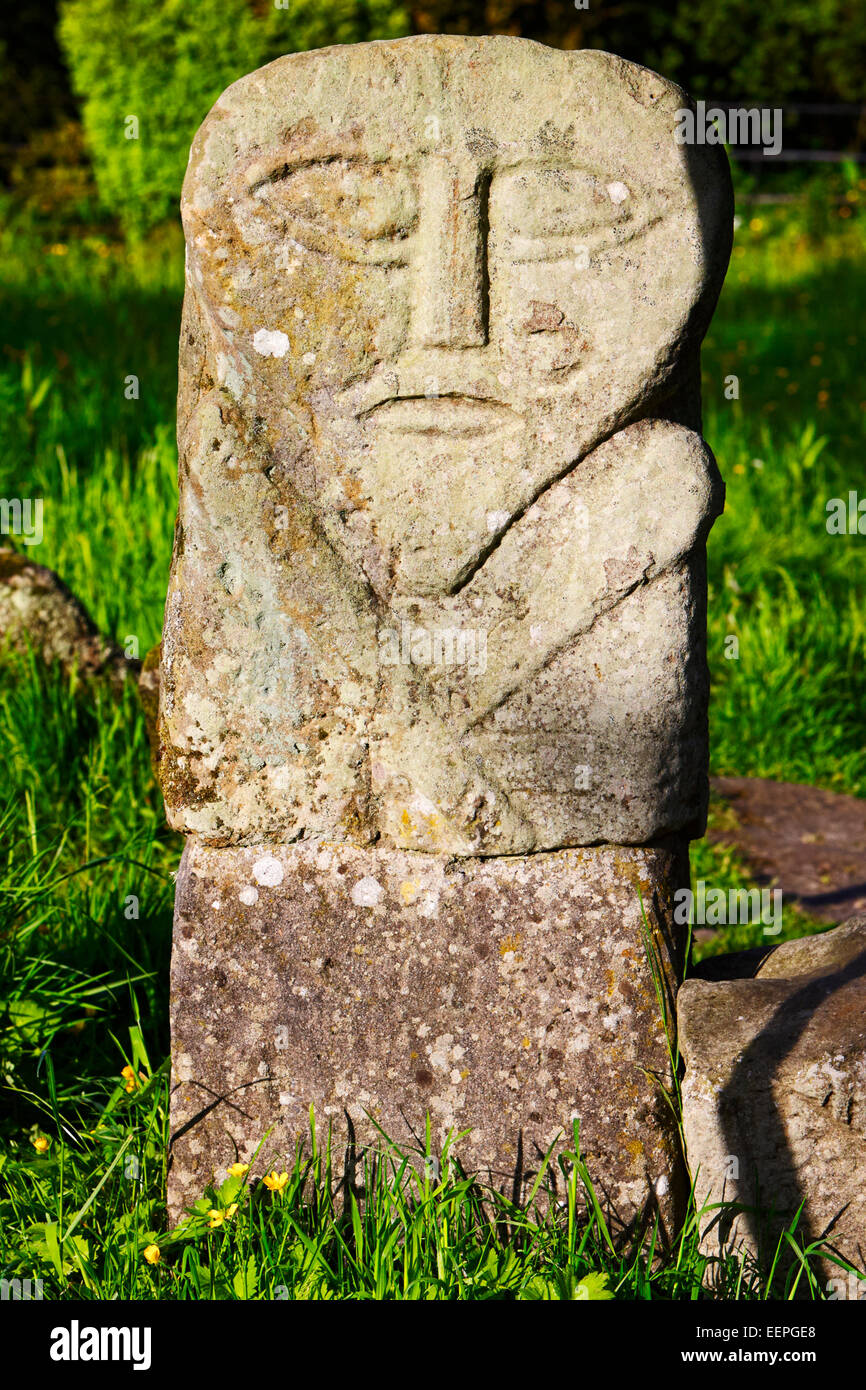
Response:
183,37,725,600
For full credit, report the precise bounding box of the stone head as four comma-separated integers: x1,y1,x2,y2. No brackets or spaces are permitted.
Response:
181,36,731,598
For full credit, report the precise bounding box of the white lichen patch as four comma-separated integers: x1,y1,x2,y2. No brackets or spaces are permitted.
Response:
215,352,246,398
350,876,383,908
238,885,259,906
174,1052,195,1082
252,855,284,887
252,328,290,358
607,180,629,204
602,1006,634,1031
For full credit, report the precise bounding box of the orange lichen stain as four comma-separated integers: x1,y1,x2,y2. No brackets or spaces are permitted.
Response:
399,879,418,905
625,1138,645,1173
522,1037,531,1048
341,473,368,511
499,933,523,959
340,792,373,844
397,805,442,849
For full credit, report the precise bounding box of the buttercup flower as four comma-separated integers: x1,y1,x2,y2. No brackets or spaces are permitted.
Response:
121,1065,137,1093
263,1170,289,1194
32,1135,50,1153
207,1209,225,1229
143,1245,161,1265
225,1203,238,1219
227,1162,249,1178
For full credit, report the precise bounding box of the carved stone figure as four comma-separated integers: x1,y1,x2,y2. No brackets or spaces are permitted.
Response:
161,35,732,1233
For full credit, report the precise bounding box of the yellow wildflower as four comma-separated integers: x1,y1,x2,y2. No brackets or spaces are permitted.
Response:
143,1245,161,1265
32,1135,50,1153
207,1209,225,1229
227,1162,249,1178
263,1170,289,1194
121,1064,137,1093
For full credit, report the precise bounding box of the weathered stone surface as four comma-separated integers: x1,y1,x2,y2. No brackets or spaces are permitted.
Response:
679,919,866,1278
169,837,688,1234
157,34,731,853
0,545,135,687
138,642,162,756
162,35,733,1232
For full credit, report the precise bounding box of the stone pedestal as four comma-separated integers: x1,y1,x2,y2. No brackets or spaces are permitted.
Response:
169,838,689,1235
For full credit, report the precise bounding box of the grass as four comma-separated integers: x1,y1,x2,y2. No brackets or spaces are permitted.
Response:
2,1082,856,1301
1,184,865,1299
703,211,866,800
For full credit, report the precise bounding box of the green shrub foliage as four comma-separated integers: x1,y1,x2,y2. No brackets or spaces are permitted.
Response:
58,0,410,235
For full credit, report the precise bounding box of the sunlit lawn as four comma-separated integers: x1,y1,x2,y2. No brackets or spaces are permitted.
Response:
1,185,864,1297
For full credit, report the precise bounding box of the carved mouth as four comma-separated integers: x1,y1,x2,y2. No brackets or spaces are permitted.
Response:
360,394,519,436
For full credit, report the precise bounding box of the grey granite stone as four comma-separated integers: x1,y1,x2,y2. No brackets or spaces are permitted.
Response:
161,35,733,1233
169,836,689,1236
157,35,731,853
680,918,866,1281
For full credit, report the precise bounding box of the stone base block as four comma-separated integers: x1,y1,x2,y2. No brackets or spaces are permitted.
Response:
169,838,689,1237
679,918,866,1284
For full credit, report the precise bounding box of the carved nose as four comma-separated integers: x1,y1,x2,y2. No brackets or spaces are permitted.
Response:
410,158,489,349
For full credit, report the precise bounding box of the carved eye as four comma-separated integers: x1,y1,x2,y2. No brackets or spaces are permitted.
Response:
250,160,417,264
490,167,659,263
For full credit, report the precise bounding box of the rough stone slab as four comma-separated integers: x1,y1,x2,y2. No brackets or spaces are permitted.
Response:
679,918,866,1279
0,546,134,687
169,837,689,1236
157,33,732,853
